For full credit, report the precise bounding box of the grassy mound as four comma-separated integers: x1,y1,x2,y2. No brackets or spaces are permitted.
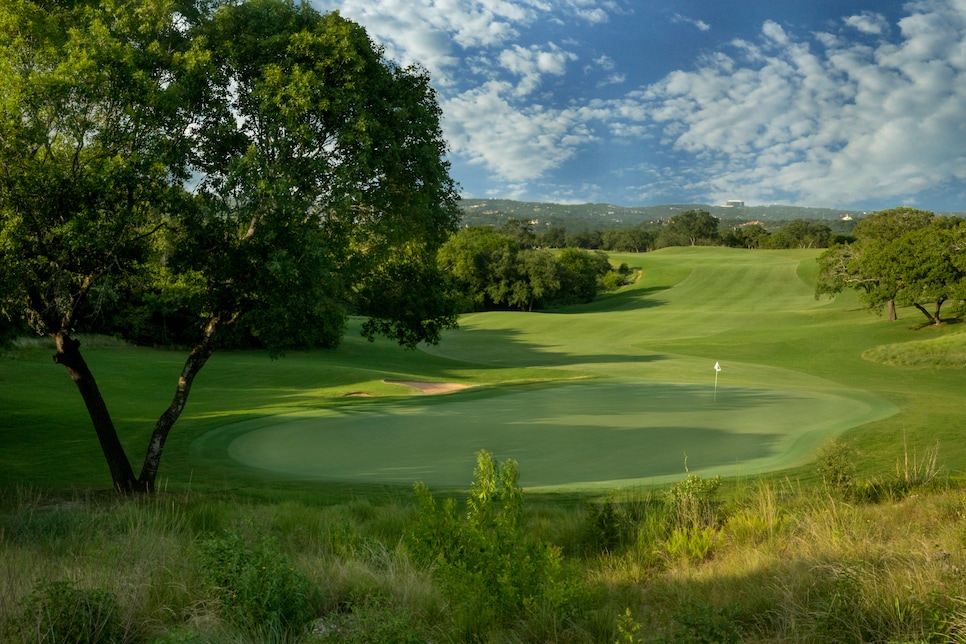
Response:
863,331,966,368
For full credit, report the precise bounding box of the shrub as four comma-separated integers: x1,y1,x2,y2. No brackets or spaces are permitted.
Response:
198,531,316,640
408,451,576,633
15,579,119,643
817,439,858,499
664,473,722,529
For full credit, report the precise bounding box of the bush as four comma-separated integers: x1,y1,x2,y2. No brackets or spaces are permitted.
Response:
408,451,576,634
15,579,119,643
665,473,722,529
663,526,721,563
198,531,316,640
817,439,858,499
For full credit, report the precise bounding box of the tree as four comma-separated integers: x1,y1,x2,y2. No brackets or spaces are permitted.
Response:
510,250,563,312
537,225,566,248
0,0,460,491
766,219,831,249
601,227,654,252
557,248,611,304
500,219,536,249
886,220,966,325
437,227,519,310
722,223,769,249
816,207,936,321
662,209,718,247
565,228,603,249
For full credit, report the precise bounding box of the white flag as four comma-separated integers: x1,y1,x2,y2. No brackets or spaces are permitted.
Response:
714,361,721,372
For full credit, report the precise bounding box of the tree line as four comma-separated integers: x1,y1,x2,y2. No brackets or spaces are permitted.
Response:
493,209,850,252
438,226,631,313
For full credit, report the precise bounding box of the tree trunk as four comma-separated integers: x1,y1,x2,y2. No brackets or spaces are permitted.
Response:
138,316,220,492
912,300,944,325
888,299,897,321
53,333,139,492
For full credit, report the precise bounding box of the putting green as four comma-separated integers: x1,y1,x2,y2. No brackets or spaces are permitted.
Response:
198,377,895,490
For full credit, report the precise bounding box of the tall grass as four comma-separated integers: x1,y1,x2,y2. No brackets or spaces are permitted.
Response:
1,463,966,642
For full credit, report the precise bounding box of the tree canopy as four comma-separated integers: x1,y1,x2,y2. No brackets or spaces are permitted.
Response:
816,208,966,324
0,0,460,491
438,227,623,312
660,209,719,247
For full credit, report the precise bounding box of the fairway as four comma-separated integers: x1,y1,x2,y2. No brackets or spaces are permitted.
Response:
189,247,916,491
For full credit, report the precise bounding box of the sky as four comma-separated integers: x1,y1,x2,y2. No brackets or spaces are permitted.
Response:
309,0,966,211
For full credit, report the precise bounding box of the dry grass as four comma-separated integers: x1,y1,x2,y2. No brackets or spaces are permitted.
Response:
1,477,965,642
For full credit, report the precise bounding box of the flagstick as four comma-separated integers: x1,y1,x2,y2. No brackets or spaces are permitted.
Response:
713,361,721,403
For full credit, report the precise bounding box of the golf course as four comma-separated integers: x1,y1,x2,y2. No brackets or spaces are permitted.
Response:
4,246,962,492
5,246,966,643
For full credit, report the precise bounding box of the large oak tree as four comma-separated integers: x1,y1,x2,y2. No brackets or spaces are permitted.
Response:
816,208,965,325
0,0,459,491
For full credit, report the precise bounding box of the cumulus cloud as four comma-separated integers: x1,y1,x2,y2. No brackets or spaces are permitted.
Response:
312,0,966,208
633,0,966,207
442,82,596,181
313,0,547,82
844,11,890,35
311,0,620,182
498,43,578,95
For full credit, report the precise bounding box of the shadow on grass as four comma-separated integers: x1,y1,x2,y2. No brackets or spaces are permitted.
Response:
547,284,674,315
430,324,669,369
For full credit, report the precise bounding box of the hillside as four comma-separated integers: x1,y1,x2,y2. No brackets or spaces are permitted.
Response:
459,198,865,229
459,198,965,230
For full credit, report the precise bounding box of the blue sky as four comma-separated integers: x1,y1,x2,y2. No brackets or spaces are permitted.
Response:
310,0,966,211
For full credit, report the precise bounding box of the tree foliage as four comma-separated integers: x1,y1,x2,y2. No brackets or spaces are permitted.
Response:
661,209,719,247
438,227,622,311
816,208,965,325
0,0,460,491
762,219,831,249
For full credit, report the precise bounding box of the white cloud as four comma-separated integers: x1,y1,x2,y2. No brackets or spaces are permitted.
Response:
498,43,578,95
844,11,890,35
442,82,597,181
672,13,711,32
630,0,966,207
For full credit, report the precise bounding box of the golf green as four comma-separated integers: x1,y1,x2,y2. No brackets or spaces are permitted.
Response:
199,377,895,490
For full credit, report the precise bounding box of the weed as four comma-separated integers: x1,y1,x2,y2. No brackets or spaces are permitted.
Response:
669,602,741,644
663,526,721,563
15,579,120,643
408,451,577,635
615,607,643,643
198,531,316,641
817,439,858,500
895,437,942,491
664,473,722,529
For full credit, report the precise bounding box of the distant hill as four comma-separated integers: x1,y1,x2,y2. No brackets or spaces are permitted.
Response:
458,199,867,230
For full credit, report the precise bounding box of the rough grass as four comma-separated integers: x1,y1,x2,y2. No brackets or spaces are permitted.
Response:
1,470,964,642
863,331,966,368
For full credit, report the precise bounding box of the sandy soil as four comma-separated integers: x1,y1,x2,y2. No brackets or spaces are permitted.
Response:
384,380,471,394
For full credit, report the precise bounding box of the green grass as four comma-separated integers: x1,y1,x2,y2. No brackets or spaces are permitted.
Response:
3,252,966,643
2,247,965,492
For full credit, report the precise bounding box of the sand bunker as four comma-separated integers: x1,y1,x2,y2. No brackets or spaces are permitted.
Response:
385,380,470,394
